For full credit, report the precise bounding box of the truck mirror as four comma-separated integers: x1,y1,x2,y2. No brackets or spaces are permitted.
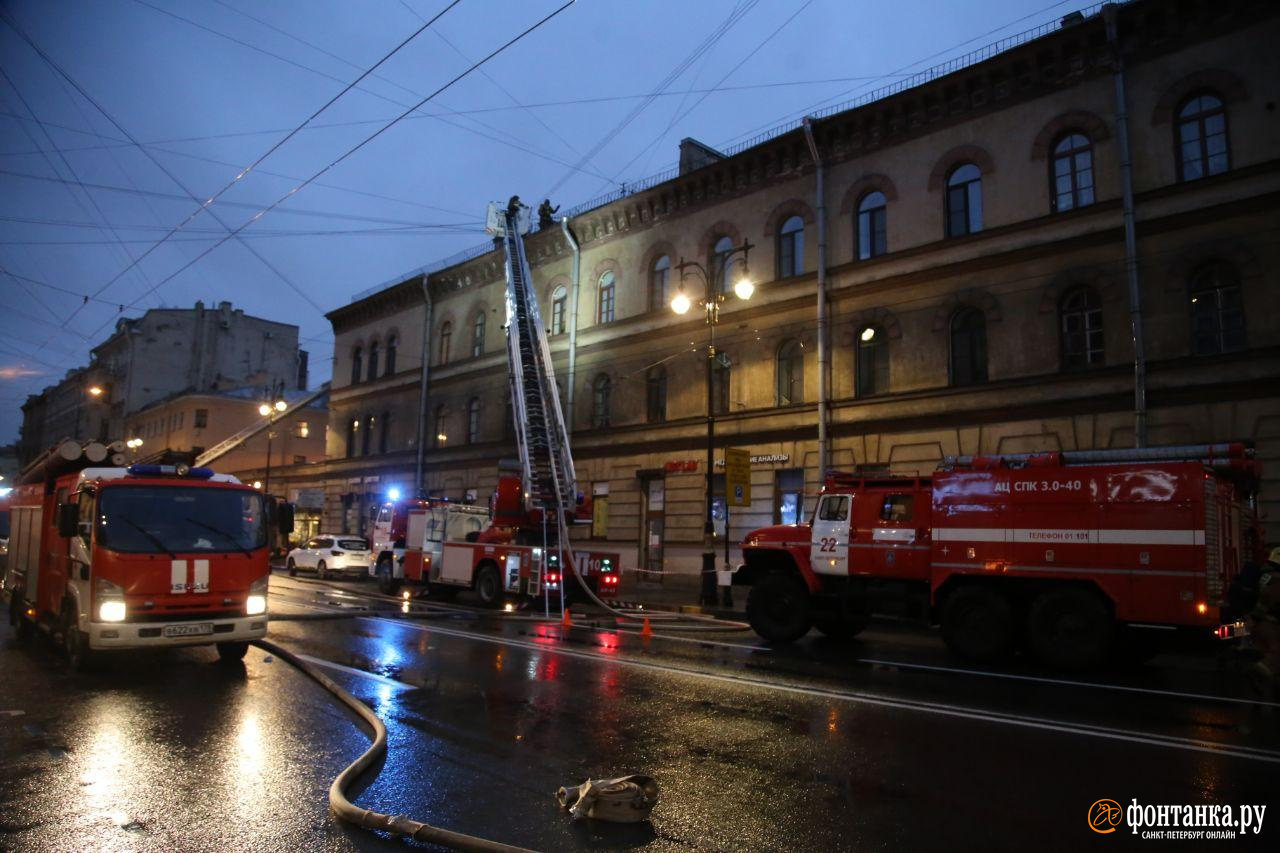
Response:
57,502,79,538
277,501,295,535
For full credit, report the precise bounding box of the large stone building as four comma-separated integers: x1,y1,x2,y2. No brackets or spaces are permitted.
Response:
323,0,1280,591
19,300,308,464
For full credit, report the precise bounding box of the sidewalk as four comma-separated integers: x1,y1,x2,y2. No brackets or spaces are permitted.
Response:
613,571,744,620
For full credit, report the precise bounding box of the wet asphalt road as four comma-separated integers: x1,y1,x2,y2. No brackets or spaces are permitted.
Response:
2,571,1279,852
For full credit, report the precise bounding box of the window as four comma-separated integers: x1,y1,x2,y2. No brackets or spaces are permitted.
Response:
366,340,379,382
194,408,208,429
378,410,390,454
646,365,667,423
711,352,731,415
712,236,735,294
776,340,803,406
384,335,397,376
361,413,373,456
293,455,306,465
857,191,887,260
503,399,514,440
777,215,804,278
945,163,983,237
774,468,804,525
432,404,448,447
818,495,850,521
471,312,485,357
345,417,357,458
950,307,988,386
649,255,670,312
1177,94,1228,182
879,494,914,522
438,322,452,365
551,286,567,335
1051,133,1094,212
1060,287,1104,369
591,374,612,428
1189,262,1244,354
295,420,309,439
597,271,616,324
467,397,481,444
350,346,363,385
856,325,889,397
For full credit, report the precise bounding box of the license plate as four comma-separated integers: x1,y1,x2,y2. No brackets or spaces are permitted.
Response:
163,623,213,638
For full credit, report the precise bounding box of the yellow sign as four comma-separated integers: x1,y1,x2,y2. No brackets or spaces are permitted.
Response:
725,447,750,507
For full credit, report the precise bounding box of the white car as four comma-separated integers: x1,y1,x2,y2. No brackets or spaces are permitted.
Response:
286,535,371,580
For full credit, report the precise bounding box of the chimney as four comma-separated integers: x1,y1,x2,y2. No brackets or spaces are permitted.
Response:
679,137,725,175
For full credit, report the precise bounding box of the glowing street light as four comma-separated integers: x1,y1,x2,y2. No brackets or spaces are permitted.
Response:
87,385,105,397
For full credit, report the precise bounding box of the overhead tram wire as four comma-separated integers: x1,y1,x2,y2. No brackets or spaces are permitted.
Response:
75,0,578,343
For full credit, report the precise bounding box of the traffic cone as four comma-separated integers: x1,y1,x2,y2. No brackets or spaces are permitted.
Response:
641,617,653,639
561,607,572,628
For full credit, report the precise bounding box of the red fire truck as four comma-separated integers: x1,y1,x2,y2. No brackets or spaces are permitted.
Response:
734,444,1261,668
3,451,290,669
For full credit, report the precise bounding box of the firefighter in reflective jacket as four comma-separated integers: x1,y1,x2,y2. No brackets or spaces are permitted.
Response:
1247,546,1280,696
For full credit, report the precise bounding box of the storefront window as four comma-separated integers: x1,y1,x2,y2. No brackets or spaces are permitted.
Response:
774,468,804,525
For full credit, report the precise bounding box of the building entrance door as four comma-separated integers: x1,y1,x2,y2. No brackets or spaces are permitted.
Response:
640,476,665,583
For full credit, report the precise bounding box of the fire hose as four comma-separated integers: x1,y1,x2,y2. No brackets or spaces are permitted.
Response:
253,637,535,852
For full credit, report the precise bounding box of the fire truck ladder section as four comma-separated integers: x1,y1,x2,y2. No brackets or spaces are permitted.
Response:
194,383,329,469
489,202,577,519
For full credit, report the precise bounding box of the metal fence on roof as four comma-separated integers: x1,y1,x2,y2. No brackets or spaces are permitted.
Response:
351,2,1110,303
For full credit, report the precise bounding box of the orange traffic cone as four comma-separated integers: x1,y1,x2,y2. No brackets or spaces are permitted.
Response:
641,617,653,638
561,607,572,628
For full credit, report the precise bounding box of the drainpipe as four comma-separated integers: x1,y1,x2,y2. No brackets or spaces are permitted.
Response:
1105,4,1147,448
561,216,581,432
413,276,433,492
802,117,830,477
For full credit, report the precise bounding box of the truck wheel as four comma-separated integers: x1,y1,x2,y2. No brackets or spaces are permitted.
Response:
287,558,298,577
474,563,502,608
941,586,1013,662
1027,588,1113,670
377,558,402,596
813,609,870,640
62,605,93,672
746,573,812,643
316,560,328,580
12,592,34,645
216,642,249,663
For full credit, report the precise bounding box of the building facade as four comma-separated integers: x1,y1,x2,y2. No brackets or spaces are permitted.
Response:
322,0,1280,590
19,300,307,464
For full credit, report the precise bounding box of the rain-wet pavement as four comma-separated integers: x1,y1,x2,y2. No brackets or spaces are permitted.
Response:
2,571,1278,852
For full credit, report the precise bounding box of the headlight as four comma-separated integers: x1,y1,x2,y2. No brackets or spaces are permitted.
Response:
99,600,126,622
245,594,267,616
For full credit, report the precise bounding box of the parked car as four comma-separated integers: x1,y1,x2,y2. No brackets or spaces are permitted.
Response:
286,535,371,580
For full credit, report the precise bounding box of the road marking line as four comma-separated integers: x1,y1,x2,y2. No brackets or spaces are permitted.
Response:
854,658,1280,709
368,617,1280,765
292,653,415,691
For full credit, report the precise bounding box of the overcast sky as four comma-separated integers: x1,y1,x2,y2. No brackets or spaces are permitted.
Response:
0,0,1089,444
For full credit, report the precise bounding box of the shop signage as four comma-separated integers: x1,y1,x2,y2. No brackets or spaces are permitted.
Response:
714,453,790,467
663,459,698,473
725,448,750,507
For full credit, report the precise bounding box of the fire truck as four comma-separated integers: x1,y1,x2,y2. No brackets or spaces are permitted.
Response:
3,440,291,669
734,444,1262,668
367,494,489,593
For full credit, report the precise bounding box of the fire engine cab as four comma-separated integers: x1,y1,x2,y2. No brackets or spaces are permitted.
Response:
735,444,1261,668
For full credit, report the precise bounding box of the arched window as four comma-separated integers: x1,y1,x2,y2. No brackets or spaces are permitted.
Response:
646,365,667,423
776,340,803,406
350,346,363,385
712,235,736,294
856,325,889,397
777,215,804,278
503,399,514,440
857,191,887,260
649,255,670,312
950,308,988,386
467,397,481,444
432,404,448,447
597,271,616,324
551,285,567,335
711,352,731,415
1051,133,1094,213
1189,262,1244,354
1177,94,1229,182
1060,287,1104,369
384,334,398,376
345,416,357,458
366,340,379,382
378,410,390,454
471,312,485,357
945,163,983,237
361,413,374,456
438,322,452,365
591,374,612,428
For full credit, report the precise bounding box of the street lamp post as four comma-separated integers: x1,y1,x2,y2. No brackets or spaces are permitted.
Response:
258,399,287,496
672,239,754,607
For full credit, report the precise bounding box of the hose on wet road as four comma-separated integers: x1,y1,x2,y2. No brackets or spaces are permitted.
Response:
253,637,535,853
